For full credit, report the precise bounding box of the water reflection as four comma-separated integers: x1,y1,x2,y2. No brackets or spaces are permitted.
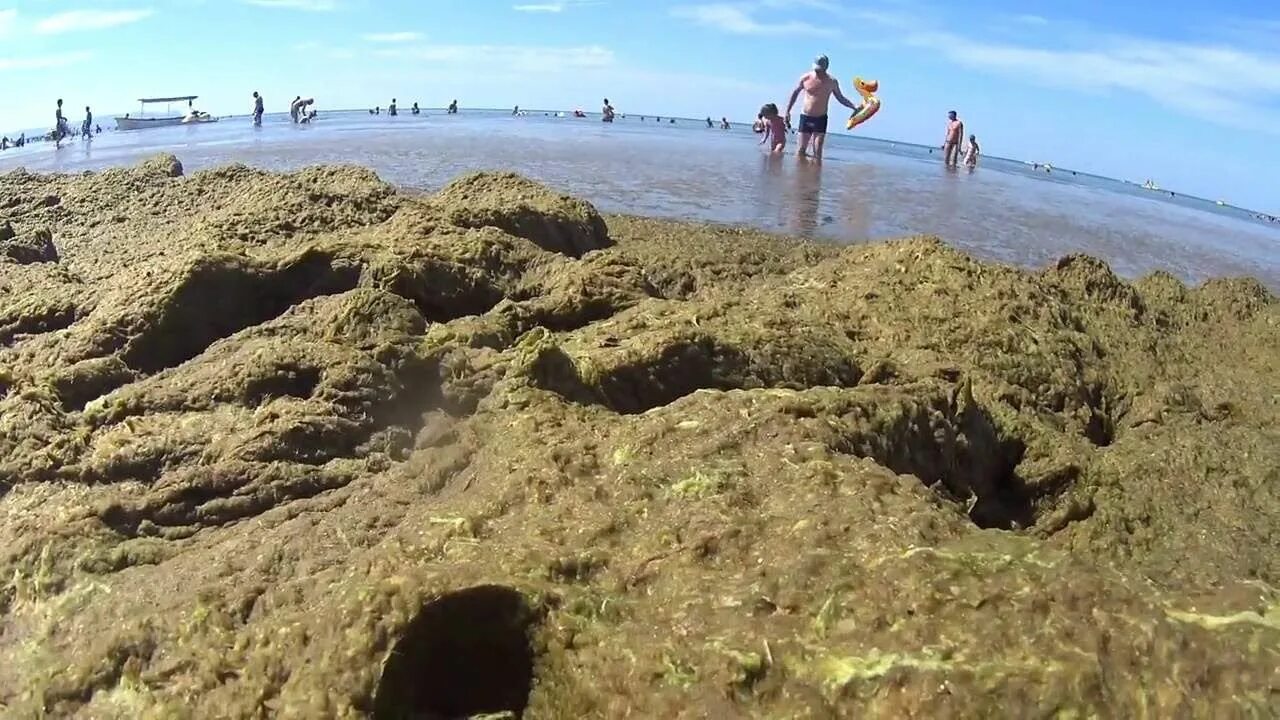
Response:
790,160,823,236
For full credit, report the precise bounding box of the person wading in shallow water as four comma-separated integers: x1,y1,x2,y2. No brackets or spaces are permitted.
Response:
784,54,859,160
943,110,964,168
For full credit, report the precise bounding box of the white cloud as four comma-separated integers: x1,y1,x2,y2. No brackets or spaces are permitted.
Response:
242,0,337,11
0,9,17,37
0,51,93,72
671,3,837,36
362,31,423,43
1011,14,1049,26
360,31,424,42
35,9,153,34
373,43,615,71
513,0,600,11
905,30,1280,134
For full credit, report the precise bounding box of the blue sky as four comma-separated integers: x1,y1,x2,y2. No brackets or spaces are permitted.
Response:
1,0,1279,211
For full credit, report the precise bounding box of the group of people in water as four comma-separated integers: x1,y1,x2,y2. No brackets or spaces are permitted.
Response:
747,54,983,168
367,100,456,116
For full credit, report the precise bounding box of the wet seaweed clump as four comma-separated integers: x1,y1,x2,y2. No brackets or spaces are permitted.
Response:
0,156,1277,719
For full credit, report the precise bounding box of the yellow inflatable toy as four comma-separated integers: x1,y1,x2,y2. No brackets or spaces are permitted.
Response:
846,77,881,130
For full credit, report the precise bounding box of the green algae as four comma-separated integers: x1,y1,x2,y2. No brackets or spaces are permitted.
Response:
0,159,1277,718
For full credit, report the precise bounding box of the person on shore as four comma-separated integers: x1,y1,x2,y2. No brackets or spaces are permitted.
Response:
964,134,980,168
943,110,964,167
389,98,398,116
54,99,68,148
82,106,93,139
759,103,786,154
784,55,859,159
252,92,264,126
602,98,615,122
447,99,458,114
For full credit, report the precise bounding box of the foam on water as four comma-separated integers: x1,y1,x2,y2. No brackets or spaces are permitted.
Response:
2,109,1277,289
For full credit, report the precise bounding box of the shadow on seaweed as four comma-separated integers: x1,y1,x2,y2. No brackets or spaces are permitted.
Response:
373,585,540,720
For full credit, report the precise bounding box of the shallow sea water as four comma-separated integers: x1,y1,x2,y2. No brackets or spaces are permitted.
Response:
2,109,1277,289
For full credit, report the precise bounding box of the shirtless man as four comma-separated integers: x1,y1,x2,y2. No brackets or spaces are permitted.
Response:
943,110,964,167
784,55,859,159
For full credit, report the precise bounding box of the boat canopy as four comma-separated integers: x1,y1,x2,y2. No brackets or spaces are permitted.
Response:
138,96,198,104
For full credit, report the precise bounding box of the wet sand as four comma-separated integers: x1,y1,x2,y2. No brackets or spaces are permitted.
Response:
1,157,1278,718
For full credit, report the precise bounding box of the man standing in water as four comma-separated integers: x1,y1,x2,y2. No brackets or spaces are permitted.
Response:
943,110,964,168
54,99,68,148
784,55,860,159
252,92,264,126
82,106,93,139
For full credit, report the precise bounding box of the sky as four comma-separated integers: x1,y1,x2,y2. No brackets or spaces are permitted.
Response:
1,0,1279,212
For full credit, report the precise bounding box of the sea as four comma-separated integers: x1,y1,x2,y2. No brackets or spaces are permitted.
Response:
2,109,1278,290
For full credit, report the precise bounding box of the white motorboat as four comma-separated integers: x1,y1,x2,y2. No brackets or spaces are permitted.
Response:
115,96,218,130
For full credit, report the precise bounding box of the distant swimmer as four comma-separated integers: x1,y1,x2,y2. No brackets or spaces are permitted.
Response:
252,91,264,126
447,99,458,114
942,110,964,168
759,103,786,154
785,54,860,159
413,102,420,115
602,98,615,122
964,134,980,168
389,98,398,116
512,105,519,115
669,118,676,124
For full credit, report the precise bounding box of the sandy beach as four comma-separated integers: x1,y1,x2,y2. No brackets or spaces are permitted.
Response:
1,156,1278,717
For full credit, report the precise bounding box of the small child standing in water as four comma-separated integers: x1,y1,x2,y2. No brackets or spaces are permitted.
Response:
759,103,787,154
964,134,980,168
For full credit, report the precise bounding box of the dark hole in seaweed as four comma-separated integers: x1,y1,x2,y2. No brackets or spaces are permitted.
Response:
373,585,537,720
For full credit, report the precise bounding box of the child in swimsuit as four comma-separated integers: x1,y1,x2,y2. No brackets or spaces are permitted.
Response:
759,103,786,154
964,135,980,168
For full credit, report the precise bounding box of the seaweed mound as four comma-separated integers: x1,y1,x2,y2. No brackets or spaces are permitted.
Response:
0,157,1277,718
